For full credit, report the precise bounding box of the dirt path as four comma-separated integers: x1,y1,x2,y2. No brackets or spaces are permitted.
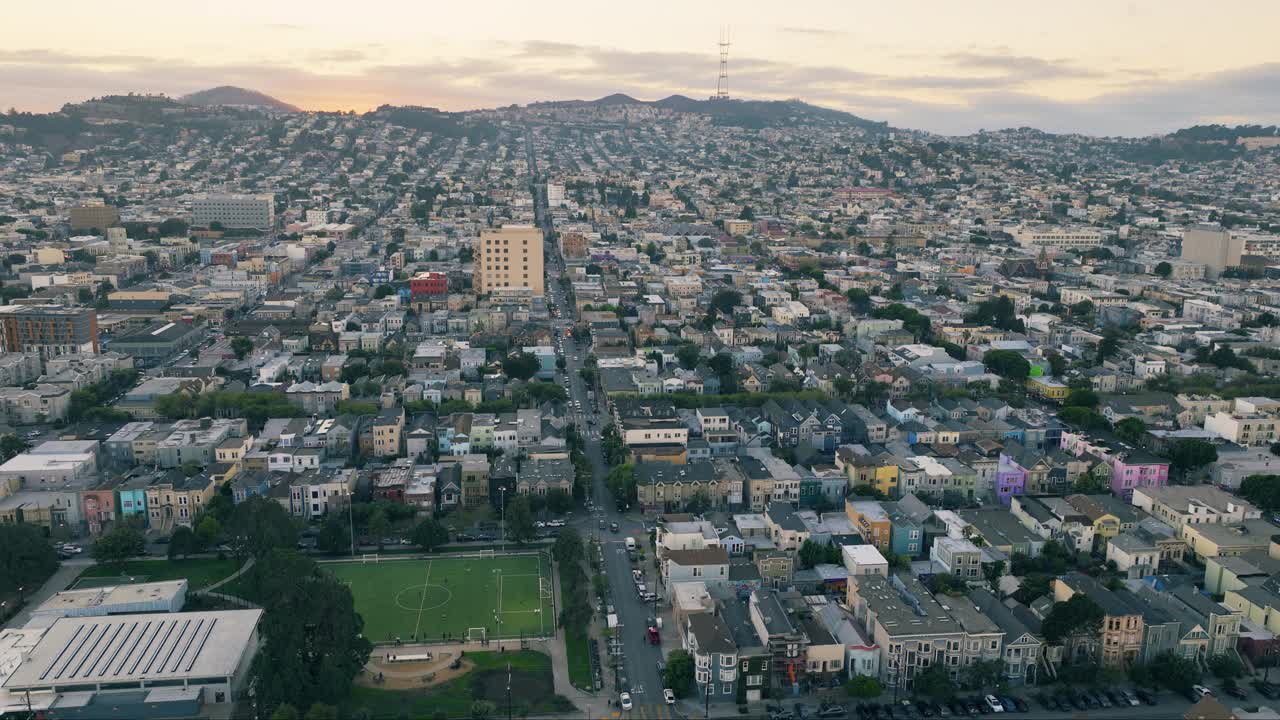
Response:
357,648,474,690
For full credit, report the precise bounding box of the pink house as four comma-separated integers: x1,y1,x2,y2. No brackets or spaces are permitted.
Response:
1110,450,1169,500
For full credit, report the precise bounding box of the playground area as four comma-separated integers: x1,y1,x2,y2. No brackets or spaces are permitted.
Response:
325,551,555,644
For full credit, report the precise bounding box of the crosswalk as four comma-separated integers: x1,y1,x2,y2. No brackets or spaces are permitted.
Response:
607,703,679,719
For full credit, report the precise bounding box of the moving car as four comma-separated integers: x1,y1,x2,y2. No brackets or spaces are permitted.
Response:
664,688,675,705
1192,685,1213,700
620,692,632,710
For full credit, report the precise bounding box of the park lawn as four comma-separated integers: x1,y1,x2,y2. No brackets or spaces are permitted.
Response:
75,558,242,591
346,650,573,719
564,625,593,691
324,553,553,644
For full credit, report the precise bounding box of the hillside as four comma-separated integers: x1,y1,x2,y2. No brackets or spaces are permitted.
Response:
530,94,891,133
179,86,299,112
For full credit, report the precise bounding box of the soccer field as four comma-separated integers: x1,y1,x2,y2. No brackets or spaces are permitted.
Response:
325,553,554,644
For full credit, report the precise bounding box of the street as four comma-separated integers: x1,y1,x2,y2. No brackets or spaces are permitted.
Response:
530,138,676,718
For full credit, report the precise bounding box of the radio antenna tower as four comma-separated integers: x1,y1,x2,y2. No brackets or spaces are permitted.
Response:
716,26,731,100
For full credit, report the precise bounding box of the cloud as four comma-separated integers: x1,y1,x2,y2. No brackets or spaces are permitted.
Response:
1,43,1278,136
780,26,846,38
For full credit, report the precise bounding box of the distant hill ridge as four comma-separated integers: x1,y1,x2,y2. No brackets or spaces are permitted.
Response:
528,93,890,132
179,86,299,112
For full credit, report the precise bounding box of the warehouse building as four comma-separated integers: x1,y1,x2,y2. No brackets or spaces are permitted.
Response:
2,609,263,710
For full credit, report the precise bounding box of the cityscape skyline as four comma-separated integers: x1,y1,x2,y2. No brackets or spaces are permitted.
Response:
5,0,1280,136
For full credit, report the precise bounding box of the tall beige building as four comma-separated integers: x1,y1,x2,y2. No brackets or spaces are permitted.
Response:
474,225,544,295
1182,225,1243,278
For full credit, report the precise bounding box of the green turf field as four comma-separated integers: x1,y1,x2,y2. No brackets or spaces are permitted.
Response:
326,552,553,644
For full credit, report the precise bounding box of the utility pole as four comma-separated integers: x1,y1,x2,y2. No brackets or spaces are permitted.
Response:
347,489,355,557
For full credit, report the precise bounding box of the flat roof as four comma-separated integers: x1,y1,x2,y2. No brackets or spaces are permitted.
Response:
4,609,262,690
32,581,187,616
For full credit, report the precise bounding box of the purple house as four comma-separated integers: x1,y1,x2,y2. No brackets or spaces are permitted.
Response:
1110,450,1170,500
995,453,1028,506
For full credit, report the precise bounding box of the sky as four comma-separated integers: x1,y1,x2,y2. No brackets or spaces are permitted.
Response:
5,0,1280,136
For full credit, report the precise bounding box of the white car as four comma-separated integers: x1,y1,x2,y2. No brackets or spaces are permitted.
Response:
620,692,633,710
1192,685,1213,699
664,689,675,705
984,695,1004,713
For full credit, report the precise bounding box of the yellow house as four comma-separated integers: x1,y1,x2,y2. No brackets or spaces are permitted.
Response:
215,435,254,464
145,473,218,530
846,499,892,551
874,458,899,499
1027,375,1069,402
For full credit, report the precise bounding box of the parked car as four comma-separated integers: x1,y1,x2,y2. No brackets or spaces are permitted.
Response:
982,695,1003,713
817,703,846,719
1192,685,1214,700
664,688,676,705
1094,691,1112,709
1223,685,1248,700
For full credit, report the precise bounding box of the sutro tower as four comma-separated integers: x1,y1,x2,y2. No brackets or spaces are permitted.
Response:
716,26,731,100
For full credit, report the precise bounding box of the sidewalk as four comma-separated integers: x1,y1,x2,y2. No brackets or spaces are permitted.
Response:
4,558,93,628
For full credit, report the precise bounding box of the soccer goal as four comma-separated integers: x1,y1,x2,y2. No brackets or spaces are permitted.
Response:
467,627,487,642
361,554,379,564
478,549,496,559
539,577,553,600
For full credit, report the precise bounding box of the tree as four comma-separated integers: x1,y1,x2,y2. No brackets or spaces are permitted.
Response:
1114,417,1148,445
0,524,58,593
230,336,254,360
367,507,389,549
1240,474,1280,511
1058,406,1109,430
545,488,572,515
91,527,145,567
1208,653,1245,680
0,433,29,462
1155,261,1172,278
505,495,537,543
227,496,298,560
411,518,450,552
1047,351,1068,378
168,526,196,560
317,513,349,555
1147,651,1202,693
1073,473,1110,494
845,675,882,699
914,663,956,700
553,529,584,567
710,289,742,315
251,556,372,715
1042,595,1105,658
664,649,696,698
983,350,1031,380
158,218,189,237
469,701,496,720
961,659,1003,690
271,705,300,720
675,344,701,370
1065,388,1099,408
502,352,540,381
1168,439,1218,480
605,464,637,507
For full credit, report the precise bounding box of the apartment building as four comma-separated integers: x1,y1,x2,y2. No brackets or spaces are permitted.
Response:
1204,411,1280,446
474,225,544,295
69,203,120,231
1131,485,1261,531
846,574,965,691
929,537,983,579
192,194,275,229
0,305,99,358
686,612,739,701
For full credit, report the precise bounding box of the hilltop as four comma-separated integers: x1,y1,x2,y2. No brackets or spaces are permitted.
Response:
179,86,299,112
